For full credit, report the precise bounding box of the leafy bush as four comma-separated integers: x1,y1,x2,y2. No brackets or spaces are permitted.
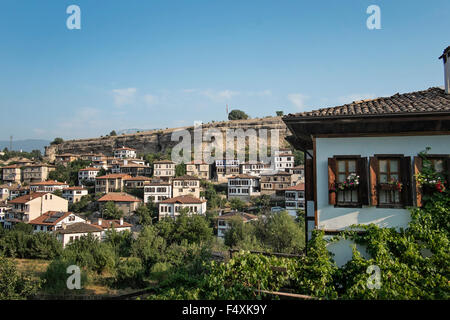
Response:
0,255,41,299
41,258,88,294
114,257,145,288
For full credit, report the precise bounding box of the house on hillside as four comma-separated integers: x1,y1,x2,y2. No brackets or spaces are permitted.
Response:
214,159,240,183
97,192,142,216
5,192,68,228
55,222,103,248
95,173,132,193
114,146,137,159
30,180,69,193
282,46,450,266
144,182,172,204
2,165,22,183
158,195,207,220
78,167,100,185
227,174,261,201
153,160,176,182
62,187,89,204
172,175,201,198
28,211,85,232
285,183,305,216
186,161,211,180
91,217,132,238
22,164,55,183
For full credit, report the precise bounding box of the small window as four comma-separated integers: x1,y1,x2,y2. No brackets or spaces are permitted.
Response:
378,158,402,206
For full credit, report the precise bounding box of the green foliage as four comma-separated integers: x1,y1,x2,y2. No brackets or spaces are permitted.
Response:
69,194,96,213
62,234,117,274
135,204,153,226
175,162,186,177
201,181,227,209
276,111,284,116
0,149,43,162
114,257,145,288
228,109,249,120
156,212,213,246
104,229,133,257
131,225,166,269
48,159,92,186
250,194,271,212
0,227,62,259
50,137,64,145
101,201,124,219
110,130,117,136
229,198,247,211
0,255,41,299
225,211,305,254
292,149,304,166
41,258,88,294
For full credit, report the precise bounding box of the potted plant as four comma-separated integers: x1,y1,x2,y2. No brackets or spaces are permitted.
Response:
330,173,360,192
379,178,403,191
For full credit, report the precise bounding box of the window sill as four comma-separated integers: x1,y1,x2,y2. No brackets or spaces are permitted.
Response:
376,204,405,209
334,203,362,208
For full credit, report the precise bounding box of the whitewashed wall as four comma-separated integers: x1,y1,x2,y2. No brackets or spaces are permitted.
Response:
316,135,450,266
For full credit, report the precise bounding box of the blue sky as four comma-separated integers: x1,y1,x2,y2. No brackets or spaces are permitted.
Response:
1,0,449,140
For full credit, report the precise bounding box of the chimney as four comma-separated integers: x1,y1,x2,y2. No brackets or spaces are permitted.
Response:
62,222,67,230
120,217,123,226
440,46,450,94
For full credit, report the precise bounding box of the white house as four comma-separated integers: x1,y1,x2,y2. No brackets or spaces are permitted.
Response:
30,180,69,193
227,174,261,201
28,211,85,233
55,222,103,248
90,217,132,239
144,182,172,204
78,167,100,184
172,175,201,198
215,159,240,183
283,47,450,266
62,187,89,204
285,183,305,216
114,146,137,159
159,195,207,220
271,149,295,172
240,162,272,177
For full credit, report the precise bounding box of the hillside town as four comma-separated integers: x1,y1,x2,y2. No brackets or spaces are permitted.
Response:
0,144,305,243
1,0,449,306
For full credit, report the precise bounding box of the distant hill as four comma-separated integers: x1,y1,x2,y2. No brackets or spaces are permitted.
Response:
0,139,50,152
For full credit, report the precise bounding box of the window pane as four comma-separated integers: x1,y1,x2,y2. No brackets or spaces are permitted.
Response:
379,174,388,183
348,160,356,173
434,160,444,173
390,174,399,181
338,174,346,183
338,160,346,172
379,160,388,173
390,160,399,172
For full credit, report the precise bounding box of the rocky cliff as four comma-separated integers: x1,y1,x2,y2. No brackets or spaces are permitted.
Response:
45,117,291,161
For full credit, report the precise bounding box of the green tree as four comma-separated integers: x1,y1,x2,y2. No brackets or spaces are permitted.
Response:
276,111,284,116
135,204,153,226
110,130,117,136
229,198,246,211
228,109,249,120
0,256,41,299
175,162,186,177
50,137,64,145
101,201,124,219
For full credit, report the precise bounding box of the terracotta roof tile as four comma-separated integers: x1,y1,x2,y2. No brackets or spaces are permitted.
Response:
55,222,103,234
160,195,206,204
28,211,73,226
284,87,450,119
98,192,141,202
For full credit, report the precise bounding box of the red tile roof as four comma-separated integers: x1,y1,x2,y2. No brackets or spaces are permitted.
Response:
98,192,141,202
216,211,258,222
55,222,103,234
124,176,152,181
160,195,206,204
285,184,305,191
63,186,87,191
28,211,73,226
79,167,100,172
92,219,132,229
9,192,48,204
30,180,68,186
96,173,132,180
228,174,260,180
173,175,200,180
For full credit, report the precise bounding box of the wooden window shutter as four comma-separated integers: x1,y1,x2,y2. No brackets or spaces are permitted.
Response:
400,156,413,206
305,158,313,201
328,158,337,205
357,157,369,205
414,156,423,207
369,157,378,206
